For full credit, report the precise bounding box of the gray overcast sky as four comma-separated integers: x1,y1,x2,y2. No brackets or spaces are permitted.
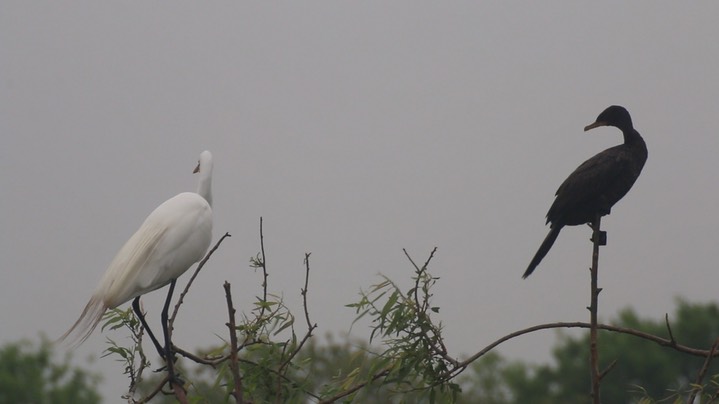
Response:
2,2,718,400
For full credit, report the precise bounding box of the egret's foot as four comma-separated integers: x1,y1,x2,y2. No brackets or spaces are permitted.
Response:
167,373,186,389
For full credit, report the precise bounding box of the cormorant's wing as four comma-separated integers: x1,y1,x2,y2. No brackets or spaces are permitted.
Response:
547,145,634,223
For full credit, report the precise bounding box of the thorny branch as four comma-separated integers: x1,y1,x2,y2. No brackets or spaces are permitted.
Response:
256,217,269,320
589,215,602,404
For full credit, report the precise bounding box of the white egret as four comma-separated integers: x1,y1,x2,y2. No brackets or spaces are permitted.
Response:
61,151,214,352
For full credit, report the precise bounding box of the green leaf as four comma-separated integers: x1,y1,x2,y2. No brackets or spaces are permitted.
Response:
381,290,400,321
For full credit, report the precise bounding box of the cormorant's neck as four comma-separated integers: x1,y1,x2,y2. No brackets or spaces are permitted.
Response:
622,127,643,145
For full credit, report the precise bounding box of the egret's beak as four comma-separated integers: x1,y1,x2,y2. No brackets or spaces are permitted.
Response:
584,121,607,132
193,161,200,173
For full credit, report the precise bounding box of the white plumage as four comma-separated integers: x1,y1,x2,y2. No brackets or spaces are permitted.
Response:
61,151,213,345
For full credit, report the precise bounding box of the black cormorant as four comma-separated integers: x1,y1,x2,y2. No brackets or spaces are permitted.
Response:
523,105,648,278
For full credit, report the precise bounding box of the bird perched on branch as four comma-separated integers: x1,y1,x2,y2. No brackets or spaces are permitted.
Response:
60,151,214,352
523,106,647,278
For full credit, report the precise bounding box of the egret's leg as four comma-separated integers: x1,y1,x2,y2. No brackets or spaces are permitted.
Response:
160,279,184,389
160,279,177,361
132,297,164,357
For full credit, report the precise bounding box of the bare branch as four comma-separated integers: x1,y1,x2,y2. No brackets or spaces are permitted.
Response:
318,366,392,404
460,321,719,370
277,253,317,377
687,337,719,404
132,375,169,404
589,215,602,404
301,253,316,331
665,313,677,346
170,232,232,325
224,281,244,403
599,359,617,381
258,217,269,320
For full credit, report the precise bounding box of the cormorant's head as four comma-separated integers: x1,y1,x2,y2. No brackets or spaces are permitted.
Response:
584,105,633,132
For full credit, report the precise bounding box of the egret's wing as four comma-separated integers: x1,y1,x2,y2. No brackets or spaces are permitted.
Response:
58,294,107,347
58,216,168,346
98,220,169,308
141,198,212,289
100,193,211,308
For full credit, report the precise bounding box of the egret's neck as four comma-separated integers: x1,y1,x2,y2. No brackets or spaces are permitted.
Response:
197,175,212,207
197,178,212,206
196,152,213,207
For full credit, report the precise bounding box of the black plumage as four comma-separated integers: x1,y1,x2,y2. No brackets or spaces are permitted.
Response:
523,105,648,278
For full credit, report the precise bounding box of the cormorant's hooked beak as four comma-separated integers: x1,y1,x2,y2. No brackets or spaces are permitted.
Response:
584,121,607,132
193,161,200,174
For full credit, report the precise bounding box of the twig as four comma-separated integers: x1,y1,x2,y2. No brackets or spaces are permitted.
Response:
403,247,438,313
589,214,602,404
174,346,222,366
158,280,187,404
173,346,320,399
257,217,269,320
277,253,317,375
301,253,316,331
599,359,617,381
275,341,291,403
459,321,719,371
318,366,393,404
710,387,719,403
170,232,232,325
171,383,187,403
224,282,244,404
406,249,423,313
403,248,421,271
133,375,169,404
687,337,719,404
127,317,149,402
402,248,458,368
173,339,264,366
665,313,677,346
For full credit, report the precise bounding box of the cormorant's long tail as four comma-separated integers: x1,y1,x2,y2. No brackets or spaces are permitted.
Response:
523,225,563,278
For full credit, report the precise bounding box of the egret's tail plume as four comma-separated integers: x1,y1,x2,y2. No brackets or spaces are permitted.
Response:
58,295,108,347
523,225,563,279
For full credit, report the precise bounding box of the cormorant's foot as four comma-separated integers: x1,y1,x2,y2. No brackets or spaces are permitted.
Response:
591,230,607,246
